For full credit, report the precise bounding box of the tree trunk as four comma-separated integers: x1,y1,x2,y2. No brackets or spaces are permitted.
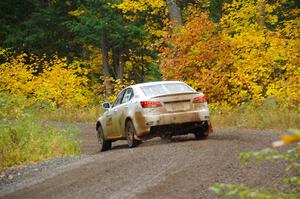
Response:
101,36,110,77
166,0,182,27
100,36,111,96
141,49,145,82
112,48,124,83
118,49,124,83
209,0,223,22
257,0,266,29
111,48,119,79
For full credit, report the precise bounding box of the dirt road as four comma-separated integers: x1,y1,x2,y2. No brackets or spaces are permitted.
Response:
1,125,286,199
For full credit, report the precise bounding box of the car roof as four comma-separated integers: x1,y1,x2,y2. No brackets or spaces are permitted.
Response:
125,81,197,97
131,81,185,89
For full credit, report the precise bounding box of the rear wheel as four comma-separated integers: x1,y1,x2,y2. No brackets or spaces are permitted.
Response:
125,120,139,148
194,130,209,140
160,132,172,142
194,122,209,140
97,126,112,152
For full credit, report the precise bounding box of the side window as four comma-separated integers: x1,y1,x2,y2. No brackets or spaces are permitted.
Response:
112,89,126,108
121,88,134,104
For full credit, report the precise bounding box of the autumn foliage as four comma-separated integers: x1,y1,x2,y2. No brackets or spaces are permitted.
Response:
0,52,93,108
160,13,231,106
160,2,300,109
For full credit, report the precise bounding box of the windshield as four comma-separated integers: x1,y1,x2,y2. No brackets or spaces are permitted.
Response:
141,83,195,97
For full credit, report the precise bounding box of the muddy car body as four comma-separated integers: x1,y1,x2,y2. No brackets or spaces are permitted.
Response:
96,81,212,151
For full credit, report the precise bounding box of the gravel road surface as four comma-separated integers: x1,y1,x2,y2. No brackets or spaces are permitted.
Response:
0,125,287,199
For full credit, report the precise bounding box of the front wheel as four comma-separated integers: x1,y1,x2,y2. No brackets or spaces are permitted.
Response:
125,120,139,148
97,126,112,152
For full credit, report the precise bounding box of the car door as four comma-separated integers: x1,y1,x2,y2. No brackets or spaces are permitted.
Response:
112,88,134,137
105,89,125,139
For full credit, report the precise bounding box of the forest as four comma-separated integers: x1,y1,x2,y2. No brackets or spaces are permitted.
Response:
0,0,299,109
0,1,300,194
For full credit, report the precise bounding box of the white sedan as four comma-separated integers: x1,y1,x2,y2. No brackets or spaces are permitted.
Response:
96,81,212,151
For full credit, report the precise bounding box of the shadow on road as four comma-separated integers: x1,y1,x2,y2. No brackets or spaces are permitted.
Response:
109,135,200,152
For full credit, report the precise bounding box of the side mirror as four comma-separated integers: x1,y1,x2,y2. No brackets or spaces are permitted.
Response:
102,102,111,110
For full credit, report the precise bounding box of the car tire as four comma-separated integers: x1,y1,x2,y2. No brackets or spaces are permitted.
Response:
97,126,112,152
125,120,139,148
194,129,209,140
160,132,172,142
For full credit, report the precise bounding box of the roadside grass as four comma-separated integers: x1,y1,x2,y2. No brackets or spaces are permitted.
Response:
211,101,300,130
39,99,300,130
37,107,102,123
0,93,81,172
0,117,80,171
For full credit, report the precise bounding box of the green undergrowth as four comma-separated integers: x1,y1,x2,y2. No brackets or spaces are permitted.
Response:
211,100,300,130
37,106,102,123
210,129,300,198
0,93,81,171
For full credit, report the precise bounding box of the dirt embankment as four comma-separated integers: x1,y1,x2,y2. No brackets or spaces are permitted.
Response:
1,125,286,199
